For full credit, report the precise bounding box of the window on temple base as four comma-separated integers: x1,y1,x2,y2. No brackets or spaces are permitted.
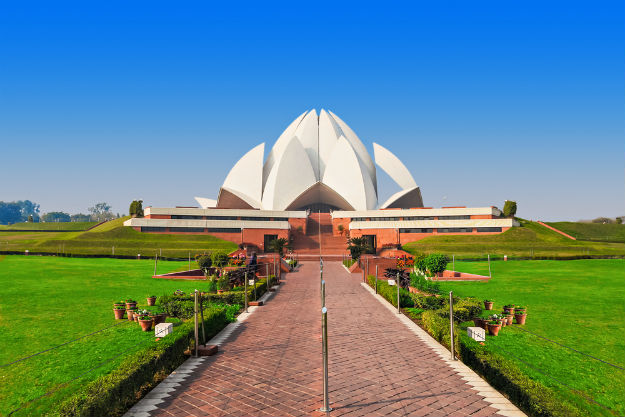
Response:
168,227,206,233
477,227,502,233
142,226,166,232
399,228,433,233
437,215,470,220
264,234,278,252
437,228,473,233
362,235,377,254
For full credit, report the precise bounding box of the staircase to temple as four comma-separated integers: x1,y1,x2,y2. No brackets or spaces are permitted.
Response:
291,213,349,258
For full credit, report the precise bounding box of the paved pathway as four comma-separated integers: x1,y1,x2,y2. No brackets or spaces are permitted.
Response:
126,261,524,417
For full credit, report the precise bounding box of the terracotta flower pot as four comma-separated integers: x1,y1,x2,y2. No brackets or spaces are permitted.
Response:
114,303,125,309
506,315,514,325
125,302,137,310
147,297,156,306
515,313,527,325
499,318,506,327
504,307,515,315
134,314,139,322
484,301,494,310
473,318,482,327
487,323,501,336
127,310,135,321
217,289,224,294
139,319,153,332
113,309,125,320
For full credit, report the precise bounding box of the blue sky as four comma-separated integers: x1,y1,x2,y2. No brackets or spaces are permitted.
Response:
1,1,623,221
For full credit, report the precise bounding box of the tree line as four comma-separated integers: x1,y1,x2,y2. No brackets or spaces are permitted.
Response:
0,200,121,225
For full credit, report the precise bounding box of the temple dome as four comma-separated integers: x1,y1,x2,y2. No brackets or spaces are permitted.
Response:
205,109,423,211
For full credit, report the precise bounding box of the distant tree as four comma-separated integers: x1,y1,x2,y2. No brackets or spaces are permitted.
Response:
211,252,230,269
71,213,91,222
617,217,623,225
197,255,213,276
0,200,40,224
591,217,613,224
88,202,115,222
129,200,144,218
42,212,71,222
503,200,517,218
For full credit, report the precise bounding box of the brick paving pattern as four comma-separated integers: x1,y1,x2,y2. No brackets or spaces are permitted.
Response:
146,261,507,417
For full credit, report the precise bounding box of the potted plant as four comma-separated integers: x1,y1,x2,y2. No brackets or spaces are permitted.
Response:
503,311,514,325
487,320,502,336
473,317,483,328
217,274,229,294
113,300,125,309
503,304,515,315
125,299,137,310
483,299,494,310
127,308,137,321
515,308,527,325
138,314,153,331
113,305,125,320
147,295,156,306
135,309,148,322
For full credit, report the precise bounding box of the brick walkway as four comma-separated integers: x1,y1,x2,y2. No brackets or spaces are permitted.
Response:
133,261,518,417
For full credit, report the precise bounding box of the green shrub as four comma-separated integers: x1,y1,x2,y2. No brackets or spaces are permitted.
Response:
211,252,230,268
56,306,235,417
410,293,445,310
367,275,413,307
197,255,212,272
425,253,449,274
413,252,427,272
409,272,441,295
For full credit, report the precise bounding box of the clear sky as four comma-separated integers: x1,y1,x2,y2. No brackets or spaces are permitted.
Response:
1,1,623,221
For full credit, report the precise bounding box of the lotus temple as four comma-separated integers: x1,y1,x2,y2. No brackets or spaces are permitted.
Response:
124,109,518,254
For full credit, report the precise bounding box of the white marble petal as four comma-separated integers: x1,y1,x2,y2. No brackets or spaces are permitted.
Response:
373,142,417,190
327,110,377,193
262,110,308,191
222,143,265,204
261,137,317,210
194,197,217,209
379,186,423,209
293,109,320,180
317,109,342,177
323,136,377,210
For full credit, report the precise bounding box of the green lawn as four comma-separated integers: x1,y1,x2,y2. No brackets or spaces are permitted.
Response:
0,221,98,231
442,259,625,416
0,217,238,258
547,221,625,243
403,219,625,259
0,255,223,416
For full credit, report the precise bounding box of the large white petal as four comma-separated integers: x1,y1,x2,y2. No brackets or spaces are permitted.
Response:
373,142,417,190
262,136,317,210
222,143,265,203
323,136,377,210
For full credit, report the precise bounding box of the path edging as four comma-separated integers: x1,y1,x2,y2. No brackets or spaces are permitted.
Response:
123,285,281,417
359,282,526,417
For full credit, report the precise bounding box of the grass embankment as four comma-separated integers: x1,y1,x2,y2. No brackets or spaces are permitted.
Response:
0,222,98,231
546,221,625,243
403,219,625,259
0,255,237,416
442,259,625,416
0,217,238,257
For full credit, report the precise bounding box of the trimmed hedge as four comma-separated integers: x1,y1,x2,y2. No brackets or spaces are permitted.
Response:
367,275,413,307
55,305,237,416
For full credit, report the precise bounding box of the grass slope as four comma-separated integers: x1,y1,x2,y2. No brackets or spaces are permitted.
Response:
0,255,222,416
0,217,238,257
403,219,625,259
0,222,98,231
444,259,625,416
547,221,625,243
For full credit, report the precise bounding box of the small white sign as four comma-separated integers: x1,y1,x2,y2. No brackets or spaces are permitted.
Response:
387,279,396,286
467,326,485,342
155,322,173,338
248,279,255,285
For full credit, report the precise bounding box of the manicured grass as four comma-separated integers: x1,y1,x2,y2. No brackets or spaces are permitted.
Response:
547,221,625,243
0,221,98,231
403,219,625,259
441,259,625,416
0,217,238,257
0,255,227,416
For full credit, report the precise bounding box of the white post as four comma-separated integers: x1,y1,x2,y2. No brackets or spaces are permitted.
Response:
488,254,491,278
449,291,455,360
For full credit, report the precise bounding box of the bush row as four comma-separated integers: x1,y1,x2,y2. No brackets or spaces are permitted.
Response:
365,276,583,417
56,305,238,417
